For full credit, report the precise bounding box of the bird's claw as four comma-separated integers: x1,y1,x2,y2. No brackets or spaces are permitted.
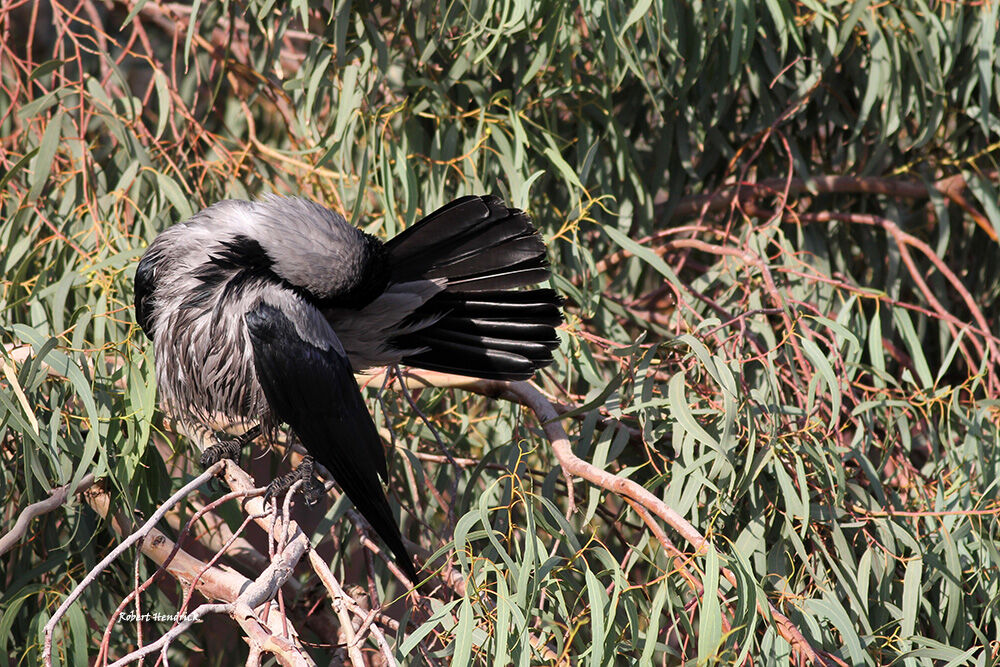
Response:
200,438,243,468
263,455,324,506
200,424,262,470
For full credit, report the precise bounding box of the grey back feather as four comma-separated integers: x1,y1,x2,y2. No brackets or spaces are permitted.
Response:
250,196,374,300
324,279,445,369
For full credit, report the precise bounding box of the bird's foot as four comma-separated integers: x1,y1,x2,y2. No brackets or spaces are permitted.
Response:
263,455,325,506
200,438,243,468
200,424,262,468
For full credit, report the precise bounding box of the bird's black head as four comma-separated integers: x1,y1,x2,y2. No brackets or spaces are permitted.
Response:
134,250,158,339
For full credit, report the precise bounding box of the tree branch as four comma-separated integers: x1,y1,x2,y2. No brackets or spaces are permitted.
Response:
368,370,829,665
0,473,95,557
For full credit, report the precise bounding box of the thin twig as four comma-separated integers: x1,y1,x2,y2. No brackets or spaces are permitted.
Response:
0,473,95,556
308,550,375,667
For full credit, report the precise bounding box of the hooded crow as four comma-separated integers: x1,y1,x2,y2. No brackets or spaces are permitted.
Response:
133,194,562,583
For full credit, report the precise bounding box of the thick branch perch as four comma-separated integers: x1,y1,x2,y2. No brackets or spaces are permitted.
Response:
43,464,226,665
41,461,315,667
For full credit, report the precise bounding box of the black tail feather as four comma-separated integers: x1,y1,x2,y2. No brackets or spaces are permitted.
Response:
403,342,542,381
395,289,562,379
441,260,551,292
383,195,489,265
386,195,547,288
411,329,556,361
425,289,564,324
434,316,560,343
386,195,562,380
423,234,544,283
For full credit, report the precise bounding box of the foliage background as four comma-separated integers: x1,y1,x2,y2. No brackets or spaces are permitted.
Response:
2,0,1000,664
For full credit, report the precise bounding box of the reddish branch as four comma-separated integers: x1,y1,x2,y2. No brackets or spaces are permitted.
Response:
594,172,999,409
661,173,997,241
500,380,829,665
797,210,1000,395
600,173,996,279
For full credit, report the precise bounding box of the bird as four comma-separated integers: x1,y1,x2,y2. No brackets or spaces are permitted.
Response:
133,194,562,584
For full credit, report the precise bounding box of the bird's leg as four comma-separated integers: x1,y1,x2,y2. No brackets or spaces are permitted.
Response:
263,455,326,506
200,423,263,468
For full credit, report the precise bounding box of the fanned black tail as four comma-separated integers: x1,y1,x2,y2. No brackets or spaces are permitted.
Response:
384,195,562,381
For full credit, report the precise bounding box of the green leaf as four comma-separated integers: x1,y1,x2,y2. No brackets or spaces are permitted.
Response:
800,336,841,429
892,308,934,388
152,68,171,140
398,599,460,655
697,546,722,661
901,557,923,639
668,372,733,477
453,596,475,665
585,567,607,666
0,148,38,193
28,60,65,82
803,597,867,665
602,225,683,293
620,0,653,37
28,110,63,202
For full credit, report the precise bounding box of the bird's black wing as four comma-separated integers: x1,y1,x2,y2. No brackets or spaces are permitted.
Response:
244,300,418,583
